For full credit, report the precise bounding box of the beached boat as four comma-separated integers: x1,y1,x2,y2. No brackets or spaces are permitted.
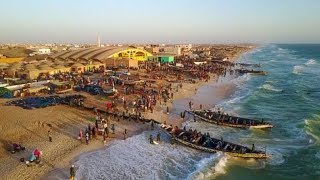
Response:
123,80,136,86
160,124,270,159
186,110,273,129
103,87,118,95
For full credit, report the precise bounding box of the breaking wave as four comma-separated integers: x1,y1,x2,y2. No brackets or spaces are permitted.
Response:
304,114,320,143
192,155,229,180
292,65,303,74
260,84,282,92
305,59,317,66
74,131,221,180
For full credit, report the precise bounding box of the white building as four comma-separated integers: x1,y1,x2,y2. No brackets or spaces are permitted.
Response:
38,48,51,54
176,44,192,51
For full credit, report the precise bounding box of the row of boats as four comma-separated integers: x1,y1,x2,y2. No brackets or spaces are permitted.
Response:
89,106,273,159
58,98,273,159
158,108,274,159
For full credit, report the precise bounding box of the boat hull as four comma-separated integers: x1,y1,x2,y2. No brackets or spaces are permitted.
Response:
160,124,270,159
187,110,273,129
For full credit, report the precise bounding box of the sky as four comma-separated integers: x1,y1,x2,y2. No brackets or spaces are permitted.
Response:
0,0,319,44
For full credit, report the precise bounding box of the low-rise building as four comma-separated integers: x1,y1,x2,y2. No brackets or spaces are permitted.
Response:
153,53,175,63
38,48,51,54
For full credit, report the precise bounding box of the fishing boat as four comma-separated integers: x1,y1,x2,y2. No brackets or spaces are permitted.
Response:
237,69,267,75
123,80,136,86
185,110,273,129
160,124,270,159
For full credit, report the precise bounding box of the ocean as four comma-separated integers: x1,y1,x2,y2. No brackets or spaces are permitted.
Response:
74,44,320,180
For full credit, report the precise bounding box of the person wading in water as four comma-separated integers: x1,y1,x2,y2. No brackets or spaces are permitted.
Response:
157,132,161,142
149,135,154,144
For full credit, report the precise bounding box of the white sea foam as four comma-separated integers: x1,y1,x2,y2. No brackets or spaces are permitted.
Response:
213,155,229,175
265,148,285,166
305,59,317,65
74,131,216,180
260,84,282,92
304,116,320,143
292,65,303,74
192,154,228,180
225,96,242,104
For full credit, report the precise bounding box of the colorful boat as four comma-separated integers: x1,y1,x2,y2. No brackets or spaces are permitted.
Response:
160,124,270,159
186,110,273,129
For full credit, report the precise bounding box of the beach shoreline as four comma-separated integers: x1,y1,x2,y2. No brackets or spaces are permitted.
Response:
42,72,238,180
0,46,253,180
41,53,244,179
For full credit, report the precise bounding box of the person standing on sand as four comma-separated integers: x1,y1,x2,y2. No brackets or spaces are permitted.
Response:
189,101,192,109
85,131,89,145
111,124,115,134
70,164,75,180
48,130,52,142
78,129,83,140
123,129,127,140
95,118,99,129
92,126,96,137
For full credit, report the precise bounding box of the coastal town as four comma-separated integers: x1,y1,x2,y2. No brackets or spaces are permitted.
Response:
1,0,319,179
0,42,263,179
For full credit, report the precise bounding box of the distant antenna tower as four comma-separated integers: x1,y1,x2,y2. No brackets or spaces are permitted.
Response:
97,33,101,47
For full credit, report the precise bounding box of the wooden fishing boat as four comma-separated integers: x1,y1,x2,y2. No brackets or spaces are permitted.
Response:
237,69,267,75
160,124,270,159
185,110,273,129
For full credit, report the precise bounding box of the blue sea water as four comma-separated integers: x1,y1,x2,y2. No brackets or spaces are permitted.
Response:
212,44,320,180
74,44,320,180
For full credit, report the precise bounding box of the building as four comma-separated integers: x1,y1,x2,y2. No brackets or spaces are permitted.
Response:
38,48,51,54
2,47,153,80
49,46,152,62
105,58,139,68
153,53,175,63
162,46,181,56
176,44,192,51
145,47,159,54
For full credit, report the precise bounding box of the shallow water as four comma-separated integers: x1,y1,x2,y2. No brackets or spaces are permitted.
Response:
74,44,320,180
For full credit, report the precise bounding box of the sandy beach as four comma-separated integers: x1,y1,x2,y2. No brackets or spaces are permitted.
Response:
41,73,237,180
0,47,251,180
0,74,229,180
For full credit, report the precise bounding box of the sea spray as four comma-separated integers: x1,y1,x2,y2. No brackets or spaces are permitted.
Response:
74,131,216,180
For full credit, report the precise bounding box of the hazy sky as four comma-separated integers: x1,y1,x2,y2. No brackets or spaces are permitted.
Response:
1,0,319,44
